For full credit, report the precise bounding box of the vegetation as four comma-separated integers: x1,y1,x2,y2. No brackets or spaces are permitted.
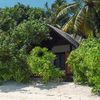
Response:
45,0,68,26
0,32,31,83
45,0,80,28
11,20,49,52
67,38,100,94
0,3,47,31
0,3,50,83
57,0,100,37
27,47,64,83
0,0,100,95
0,3,49,49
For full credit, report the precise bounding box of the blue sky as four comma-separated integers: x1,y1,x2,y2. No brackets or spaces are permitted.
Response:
0,0,55,8
0,0,73,8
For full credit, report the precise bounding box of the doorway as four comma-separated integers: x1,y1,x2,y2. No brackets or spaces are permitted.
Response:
54,52,73,81
54,52,65,70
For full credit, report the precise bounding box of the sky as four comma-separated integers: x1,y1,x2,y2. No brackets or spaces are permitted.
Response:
0,0,73,8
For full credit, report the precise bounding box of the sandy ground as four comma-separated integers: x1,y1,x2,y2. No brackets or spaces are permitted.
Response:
0,81,100,100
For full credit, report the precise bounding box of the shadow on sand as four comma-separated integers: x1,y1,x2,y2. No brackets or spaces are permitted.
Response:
0,79,70,93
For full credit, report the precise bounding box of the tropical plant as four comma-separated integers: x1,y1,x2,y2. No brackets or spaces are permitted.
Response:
0,32,31,83
28,7,46,20
57,0,100,38
0,3,30,32
10,20,49,52
0,3,47,32
27,47,64,83
67,38,100,94
0,4,50,84
45,0,69,26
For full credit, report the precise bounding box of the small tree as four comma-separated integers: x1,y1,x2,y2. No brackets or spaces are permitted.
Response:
67,38,100,94
27,47,64,83
11,20,49,52
0,31,31,83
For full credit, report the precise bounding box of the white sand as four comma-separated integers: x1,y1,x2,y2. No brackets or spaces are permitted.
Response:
0,81,100,100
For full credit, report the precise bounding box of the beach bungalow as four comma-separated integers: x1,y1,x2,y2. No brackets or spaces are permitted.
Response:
42,25,82,80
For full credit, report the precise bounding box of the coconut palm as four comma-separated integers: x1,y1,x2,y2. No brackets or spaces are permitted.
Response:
45,0,70,27
57,0,100,38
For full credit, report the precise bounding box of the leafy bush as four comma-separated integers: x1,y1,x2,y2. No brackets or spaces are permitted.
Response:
67,38,100,94
28,8,46,20
0,3,62,84
0,32,31,83
27,47,64,83
0,3,46,32
11,20,49,52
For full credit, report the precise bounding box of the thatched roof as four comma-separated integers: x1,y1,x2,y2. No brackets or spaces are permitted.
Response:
48,24,80,48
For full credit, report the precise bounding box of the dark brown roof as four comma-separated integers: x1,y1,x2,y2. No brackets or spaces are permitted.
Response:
48,24,79,48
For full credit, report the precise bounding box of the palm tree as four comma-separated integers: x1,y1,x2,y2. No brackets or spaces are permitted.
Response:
57,0,100,38
45,0,69,27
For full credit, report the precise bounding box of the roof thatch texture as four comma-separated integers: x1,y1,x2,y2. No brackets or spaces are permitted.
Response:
48,24,80,48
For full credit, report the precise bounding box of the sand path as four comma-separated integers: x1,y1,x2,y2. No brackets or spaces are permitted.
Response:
0,81,100,100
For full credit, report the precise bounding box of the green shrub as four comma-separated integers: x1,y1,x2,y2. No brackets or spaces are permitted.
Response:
11,20,49,51
0,32,31,83
67,38,100,94
27,47,64,83
0,19,49,84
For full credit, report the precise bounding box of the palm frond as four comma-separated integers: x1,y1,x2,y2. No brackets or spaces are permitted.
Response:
74,6,94,37
74,7,85,34
57,3,79,19
62,15,76,32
